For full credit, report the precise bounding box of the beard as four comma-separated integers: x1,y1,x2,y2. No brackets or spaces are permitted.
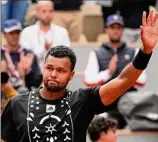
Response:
41,19,51,25
110,37,121,43
44,81,68,92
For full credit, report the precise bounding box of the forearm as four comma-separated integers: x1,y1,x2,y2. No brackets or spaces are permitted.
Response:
119,63,143,87
100,63,143,106
100,49,152,106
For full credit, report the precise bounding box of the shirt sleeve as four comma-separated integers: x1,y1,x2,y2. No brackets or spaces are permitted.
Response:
1,100,18,142
19,28,32,50
82,87,106,115
84,51,111,86
60,29,71,47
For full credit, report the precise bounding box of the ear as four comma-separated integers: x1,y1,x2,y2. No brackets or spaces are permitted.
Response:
69,71,75,81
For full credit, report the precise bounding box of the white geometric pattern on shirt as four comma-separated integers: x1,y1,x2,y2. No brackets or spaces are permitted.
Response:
27,90,73,142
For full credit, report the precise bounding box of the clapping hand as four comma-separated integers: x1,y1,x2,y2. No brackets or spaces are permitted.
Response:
17,52,34,78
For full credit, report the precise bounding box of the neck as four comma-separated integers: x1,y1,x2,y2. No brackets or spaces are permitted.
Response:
6,44,19,52
40,87,66,100
107,41,122,49
39,22,51,32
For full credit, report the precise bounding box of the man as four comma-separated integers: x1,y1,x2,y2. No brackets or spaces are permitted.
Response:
1,19,42,92
84,14,147,128
20,0,70,68
1,11,158,142
88,116,117,142
84,14,147,89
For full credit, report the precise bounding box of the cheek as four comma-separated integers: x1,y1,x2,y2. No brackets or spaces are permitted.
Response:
43,72,50,81
60,74,71,83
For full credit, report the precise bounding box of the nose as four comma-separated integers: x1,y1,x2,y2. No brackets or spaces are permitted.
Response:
50,70,57,78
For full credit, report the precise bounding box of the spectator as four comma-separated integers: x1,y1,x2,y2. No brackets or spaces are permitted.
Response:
53,0,83,41
20,0,70,68
84,14,147,128
1,0,28,29
88,116,117,142
1,19,42,92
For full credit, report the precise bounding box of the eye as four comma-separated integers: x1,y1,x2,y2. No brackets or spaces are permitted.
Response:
46,66,52,71
49,9,53,13
42,10,46,13
58,69,64,73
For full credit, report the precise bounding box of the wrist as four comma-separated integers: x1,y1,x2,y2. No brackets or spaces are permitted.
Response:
141,47,152,54
132,49,152,70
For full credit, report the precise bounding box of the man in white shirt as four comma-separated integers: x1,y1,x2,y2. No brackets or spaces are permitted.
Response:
20,0,70,68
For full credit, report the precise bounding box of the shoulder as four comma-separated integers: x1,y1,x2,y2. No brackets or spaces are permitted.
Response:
71,87,100,100
22,24,36,33
22,48,34,54
10,91,30,105
10,89,38,106
52,23,68,34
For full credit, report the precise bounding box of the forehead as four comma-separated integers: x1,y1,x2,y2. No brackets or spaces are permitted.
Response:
6,30,21,35
38,2,53,10
45,56,71,68
108,23,123,28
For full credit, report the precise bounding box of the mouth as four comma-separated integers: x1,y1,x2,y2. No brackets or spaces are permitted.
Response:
48,80,59,85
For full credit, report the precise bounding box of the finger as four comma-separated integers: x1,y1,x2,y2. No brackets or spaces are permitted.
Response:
140,25,144,37
115,55,118,62
142,11,147,26
147,10,153,26
20,52,25,60
152,12,156,26
153,12,158,28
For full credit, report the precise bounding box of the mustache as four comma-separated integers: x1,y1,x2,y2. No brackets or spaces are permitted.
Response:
48,79,59,84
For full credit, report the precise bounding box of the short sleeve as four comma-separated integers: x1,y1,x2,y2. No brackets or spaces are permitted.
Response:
82,86,106,115
1,100,18,142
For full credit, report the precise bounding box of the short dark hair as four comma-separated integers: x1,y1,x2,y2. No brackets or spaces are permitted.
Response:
45,45,77,71
88,117,117,142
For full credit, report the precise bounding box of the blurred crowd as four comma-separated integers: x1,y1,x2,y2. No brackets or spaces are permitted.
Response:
1,0,158,141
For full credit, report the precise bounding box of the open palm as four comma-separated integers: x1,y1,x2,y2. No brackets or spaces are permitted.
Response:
141,11,158,54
